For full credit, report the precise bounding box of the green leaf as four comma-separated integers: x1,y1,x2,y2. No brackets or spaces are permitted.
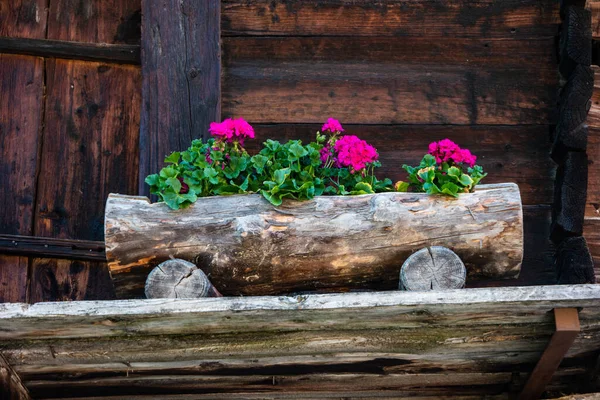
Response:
423,182,440,194
159,166,178,179
289,142,308,158
447,166,462,178
440,182,460,197
162,191,180,210
354,182,374,194
203,167,219,184
395,181,410,192
145,174,160,186
164,152,181,164
165,177,182,193
459,173,474,187
274,168,291,186
261,190,283,206
251,154,268,174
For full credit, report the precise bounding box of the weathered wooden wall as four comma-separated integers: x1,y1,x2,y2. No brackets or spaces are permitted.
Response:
0,0,599,302
0,0,141,302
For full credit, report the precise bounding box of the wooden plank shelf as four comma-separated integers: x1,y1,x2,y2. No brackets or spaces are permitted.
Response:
1,285,599,398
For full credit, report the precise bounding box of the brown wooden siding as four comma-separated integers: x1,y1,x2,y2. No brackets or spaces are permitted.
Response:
1,0,598,302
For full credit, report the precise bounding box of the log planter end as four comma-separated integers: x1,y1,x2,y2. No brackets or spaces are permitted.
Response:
104,183,524,299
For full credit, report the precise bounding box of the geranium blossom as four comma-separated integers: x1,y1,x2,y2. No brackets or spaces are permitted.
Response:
428,139,477,167
334,135,378,172
321,118,344,133
209,118,255,144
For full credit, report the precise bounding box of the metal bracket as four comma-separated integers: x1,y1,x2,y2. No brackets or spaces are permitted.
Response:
519,308,581,400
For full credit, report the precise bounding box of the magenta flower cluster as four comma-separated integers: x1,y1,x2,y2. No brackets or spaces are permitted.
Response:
321,118,344,133
209,118,255,144
334,135,378,172
428,139,477,168
319,119,379,173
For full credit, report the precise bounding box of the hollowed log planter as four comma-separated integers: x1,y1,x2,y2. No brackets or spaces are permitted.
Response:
105,183,523,298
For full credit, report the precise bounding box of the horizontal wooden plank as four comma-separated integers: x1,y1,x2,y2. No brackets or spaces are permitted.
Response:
1,286,598,397
23,373,515,398
1,285,599,338
221,0,560,38
223,37,556,67
223,62,557,125
0,353,31,400
0,235,106,262
42,394,511,400
0,37,141,64
242,124,555,205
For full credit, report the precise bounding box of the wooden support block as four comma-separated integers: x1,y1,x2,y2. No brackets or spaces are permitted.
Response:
145,259,222,299
399,246,466,291
551,152,588,241
556,236,596,284
139,0,221,196
552,65,594,162
519,308,580,400
560,6,592,79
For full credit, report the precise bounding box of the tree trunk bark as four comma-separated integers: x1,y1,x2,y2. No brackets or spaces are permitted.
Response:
105,183,523,298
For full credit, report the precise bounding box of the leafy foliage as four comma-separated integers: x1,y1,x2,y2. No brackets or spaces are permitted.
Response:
397,154,487,197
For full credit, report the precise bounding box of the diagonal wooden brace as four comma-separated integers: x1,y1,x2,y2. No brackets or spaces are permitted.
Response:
519,308,581,400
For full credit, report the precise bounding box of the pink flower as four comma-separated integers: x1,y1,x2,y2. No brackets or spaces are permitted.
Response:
321,118,344,133
460,148,477,167
320,145,332,165
209,118,254,144
232,118,255,140
427,139,477,167
333,135,378,172
209,119,235,140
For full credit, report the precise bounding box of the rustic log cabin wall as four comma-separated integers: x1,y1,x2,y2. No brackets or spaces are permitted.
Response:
0,0,599,303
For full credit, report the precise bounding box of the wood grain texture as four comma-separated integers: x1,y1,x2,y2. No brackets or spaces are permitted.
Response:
0,0,48,39
46,0,141,44
584,67,600,217
35,59,140,241
0,285,599,397
30,59,140,302
222,59,557,125
0,353,31,400
243,124,555,206
552,151,589,240
139,0,221,196
560,6,592,79
552,65,594,162
399,246,466,290
0,54,44,304
583,218,600,282
106,184,523,298
556,237,596,284
221,0,560,38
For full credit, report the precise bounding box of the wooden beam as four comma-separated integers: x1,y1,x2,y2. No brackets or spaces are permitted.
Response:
519,308,581,400
0,235,106,262
0,37,140,64
138,0,221,196
0,353,31,400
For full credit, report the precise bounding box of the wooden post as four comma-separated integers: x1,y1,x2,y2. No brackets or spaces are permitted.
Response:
139,0,221,196
551,0,595,284
519,308,580,400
